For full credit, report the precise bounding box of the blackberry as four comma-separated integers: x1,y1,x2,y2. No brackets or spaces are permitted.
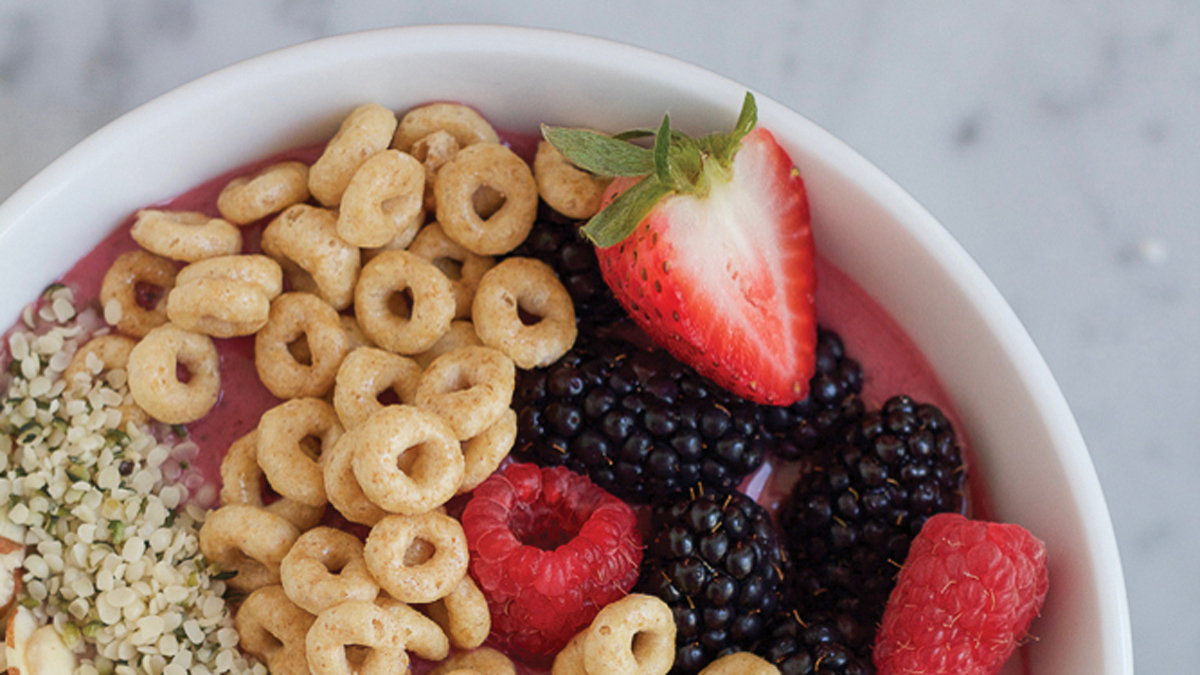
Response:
637,489,786,674
509,209,627,331
762,328,865,461
781,395,966,641
757,611,874,675
513,326,769,503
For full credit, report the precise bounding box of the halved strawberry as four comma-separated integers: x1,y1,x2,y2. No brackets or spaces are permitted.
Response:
543,94,817,405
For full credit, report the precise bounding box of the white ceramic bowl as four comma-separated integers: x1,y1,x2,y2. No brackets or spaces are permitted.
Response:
0,26,1130,674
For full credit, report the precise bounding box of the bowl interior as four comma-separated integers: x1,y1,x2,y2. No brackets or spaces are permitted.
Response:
0,25,1131,675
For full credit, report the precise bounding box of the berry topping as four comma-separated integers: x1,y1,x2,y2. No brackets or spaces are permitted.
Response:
513,323,769,503
781,395,967,647
543,94,818,406
872,513,1049,675
460,462,642,664
758,611,873,675
638,488,786,674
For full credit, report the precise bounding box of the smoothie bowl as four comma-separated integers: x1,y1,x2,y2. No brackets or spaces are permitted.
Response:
0,25,1130,675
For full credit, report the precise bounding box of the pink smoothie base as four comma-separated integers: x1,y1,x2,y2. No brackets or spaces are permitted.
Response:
5,130,1008,674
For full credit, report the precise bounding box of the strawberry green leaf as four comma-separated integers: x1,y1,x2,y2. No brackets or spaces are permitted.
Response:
541,125,654,177
653,114,675,188
579,175,671,248
612,129,655,141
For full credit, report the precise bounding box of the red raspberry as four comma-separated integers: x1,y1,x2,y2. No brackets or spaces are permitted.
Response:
873,513,1049,675
461,462,642,664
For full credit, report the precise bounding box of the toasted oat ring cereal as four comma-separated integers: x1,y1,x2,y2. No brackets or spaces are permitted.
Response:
414,319,484,369
236,585,315,675
199,505,301,592
337,149,425,248
98,249,176,338
534,140,613,219
429,647,517,675
280,527,378,615
306,600,410,675
130,209,242,262
257,397,343,507
460,408,516,494
322,428,388,527
333,347,423,429
126,323,220,424
473,257,578,369
415,346,514,441
262,204,361,311
354,250,455,355
410,130,461,212
394,103,499,152
417,574,490,650
435,143,538,256
217,160,311,225
364,511,469,604
583,594,676,675
376,594,452,661
408,223,496,319
255,292,350,399
351,405,463,514
698,652,782,675
550,633,588,675
175,253,284,297
63,334,149,429
309,103,399,206
414,346,515,441
166,277,272,338
219,430,326,531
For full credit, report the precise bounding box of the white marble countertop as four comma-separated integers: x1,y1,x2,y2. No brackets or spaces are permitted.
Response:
1,2,1193,672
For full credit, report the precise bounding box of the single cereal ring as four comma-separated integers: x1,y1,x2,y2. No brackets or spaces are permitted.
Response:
408,223,496,319
337,149,425,248
322,428,388,527
257,397,343,507
217,161,311,225
459,408,516,494
417,574,490,650
583,594,676,675
414,346,514,441
306,600,410,675
309,103,398,207
262,204,361,311
350,405,463,515
280,527,378,615
435,143,538,256
62,334,149,429
473,257,578,369
698,652,781,675
127,324,220,424
533,140,613,219
175,253,283,298
166,277,272,338
332,347,423,429
414,319,483,370
130,209,242,262
410,130,461,212
99,250,177,338
550,633,588,675
199,505,300,592
236,585,315,675
393,103,499,153
428,647,517,675
363,511,468,604
354,250,455,355
219,430,326,531
255,292,350,399
375,594,452,661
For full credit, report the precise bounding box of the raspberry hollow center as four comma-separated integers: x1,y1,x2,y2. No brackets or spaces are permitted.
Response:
508,500,582,550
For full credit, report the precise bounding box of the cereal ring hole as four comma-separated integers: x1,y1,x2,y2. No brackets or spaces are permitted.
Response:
298,435,323,462
631,630,662,663
473,186,506,219
395,441,442,481
376,387,402,407
388,288,416,320
175,361,192,384
287,334,313,366
404,538,436,565
134,281,168,310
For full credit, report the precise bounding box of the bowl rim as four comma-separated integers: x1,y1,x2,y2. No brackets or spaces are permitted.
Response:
0,24,1132,674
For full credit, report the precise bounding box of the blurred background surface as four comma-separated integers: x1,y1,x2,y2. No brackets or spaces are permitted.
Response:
1,2,1195,671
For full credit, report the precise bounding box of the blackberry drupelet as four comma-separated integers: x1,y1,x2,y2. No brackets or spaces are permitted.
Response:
513,326,769,504
638,489,787,674
762,328,865,461
510,208,627,331
781,394,966,646
757,611,874,675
